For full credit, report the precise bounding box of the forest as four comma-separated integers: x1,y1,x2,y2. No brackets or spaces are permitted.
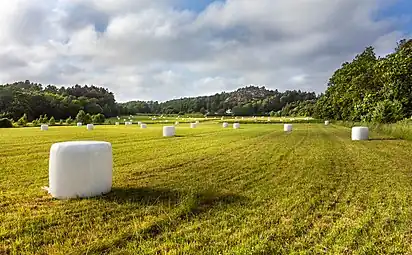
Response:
0,38,411,123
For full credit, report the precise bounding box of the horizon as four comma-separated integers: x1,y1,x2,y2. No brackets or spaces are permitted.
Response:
0,0,411,102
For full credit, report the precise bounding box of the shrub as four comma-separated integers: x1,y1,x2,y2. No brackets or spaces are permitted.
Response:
66,117,73,125
17,114,28,126
49,116,56,125
92,113,106,124
0,118,13,128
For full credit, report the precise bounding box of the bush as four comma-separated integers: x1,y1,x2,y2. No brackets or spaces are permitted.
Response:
92,113,106,124
66,117,73,125
49,116,56,125
59,119,64,125
32,119,39,127
0,118,13,128
17,114,28,126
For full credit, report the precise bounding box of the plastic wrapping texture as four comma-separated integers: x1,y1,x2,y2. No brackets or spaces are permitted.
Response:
233,123,240,129
190,123,197,128
41,125,48,131
48,141,113,199
352,127,369,140
140,124,147,128
77,123,82,127
163,126,175,137
284,124,293,132
222,122,229,128
87,124,94,130
325,121,330,126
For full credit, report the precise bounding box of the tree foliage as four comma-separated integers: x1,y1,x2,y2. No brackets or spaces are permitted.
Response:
314,39,412,123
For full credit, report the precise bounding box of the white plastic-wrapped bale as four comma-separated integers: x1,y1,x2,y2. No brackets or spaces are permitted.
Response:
233,123,240,129
77,122,82,127
190,123,197,128
175,121,179,125
115,122,120,125
87,124,94,130
222,122,229,128
352,127,369,141
195,121,199,124
163,126,176,137
284,124,292,132
140,123,147,129
325,120,330,126
138,121,142,125
41,124,48,131
48,141,112,199
241,117,244,120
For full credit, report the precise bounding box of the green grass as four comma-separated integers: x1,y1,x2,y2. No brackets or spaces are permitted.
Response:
1,123,412,254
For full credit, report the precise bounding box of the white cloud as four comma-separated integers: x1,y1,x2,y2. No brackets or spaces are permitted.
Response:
0,0,409,101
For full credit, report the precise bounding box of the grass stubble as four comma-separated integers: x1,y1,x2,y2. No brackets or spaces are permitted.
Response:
1,123,412,254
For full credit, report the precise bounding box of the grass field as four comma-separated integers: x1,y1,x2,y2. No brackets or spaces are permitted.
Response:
1,123,412,254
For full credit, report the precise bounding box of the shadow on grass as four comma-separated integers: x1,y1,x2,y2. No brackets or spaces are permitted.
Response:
369,137,403,141
84,187,248,253
98,186,248,209
99,187,183,205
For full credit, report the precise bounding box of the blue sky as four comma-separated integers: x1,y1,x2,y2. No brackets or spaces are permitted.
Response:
377,0,412,34
177,0,222,12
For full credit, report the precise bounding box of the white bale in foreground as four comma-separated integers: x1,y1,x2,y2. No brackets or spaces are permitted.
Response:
87,124,94,130
163,126,175,137
48,141,112,199
190,123,197,128
325,120,330,126
140,123,147,129
77,122,82,127
222,122,229,128
351,127,369,141
41,124,48,131
284,124,292,132
233,123,240,129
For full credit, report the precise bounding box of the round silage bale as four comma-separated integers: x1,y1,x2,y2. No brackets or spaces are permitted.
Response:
351,127,369,140
284,124,292,132
48,141,112,199
163,126,175,137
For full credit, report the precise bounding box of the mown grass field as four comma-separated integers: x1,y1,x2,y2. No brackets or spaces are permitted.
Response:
1,123,412,254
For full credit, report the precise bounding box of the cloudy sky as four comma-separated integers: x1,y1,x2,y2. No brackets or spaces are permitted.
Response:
0,0,411,102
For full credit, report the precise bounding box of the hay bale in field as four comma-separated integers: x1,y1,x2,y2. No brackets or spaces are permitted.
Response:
325,120,330,126
87,124,94,130
284,124,292,132
195,120,199,124
41,124,48,131
140,123,147,129
222,122,229,128
175,121,179,125
163,126,175,137
190,123,197,128
138,121,142,125
48,141,112,199
77,122,82,127
233,123,240,129
115,122,119,125
351,127,369,141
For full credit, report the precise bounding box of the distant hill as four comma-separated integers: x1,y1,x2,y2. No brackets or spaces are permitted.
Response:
119,85,317,116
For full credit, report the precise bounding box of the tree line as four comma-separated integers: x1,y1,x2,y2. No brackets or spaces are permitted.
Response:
314,39,412,123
